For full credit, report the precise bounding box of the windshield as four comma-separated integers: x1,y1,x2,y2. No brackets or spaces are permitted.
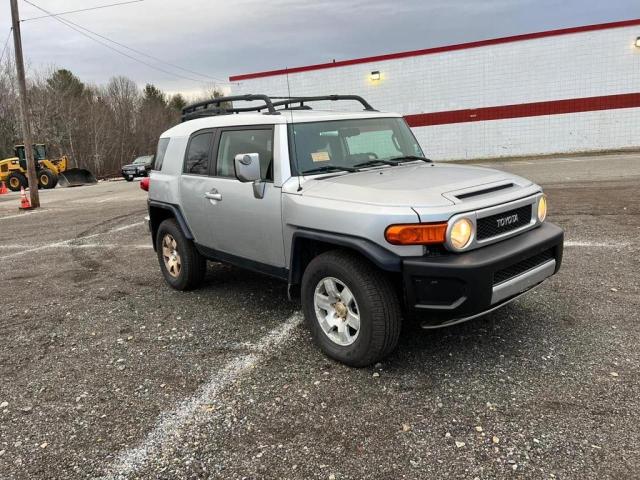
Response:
133,155,152,165
289,117,424,175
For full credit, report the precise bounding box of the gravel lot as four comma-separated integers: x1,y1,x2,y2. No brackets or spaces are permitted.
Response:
0,153,638,479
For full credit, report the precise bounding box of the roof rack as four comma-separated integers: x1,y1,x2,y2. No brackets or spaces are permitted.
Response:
181,94,376,122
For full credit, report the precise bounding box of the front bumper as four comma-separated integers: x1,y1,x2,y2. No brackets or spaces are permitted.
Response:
402,222,563,327
122,169,145,178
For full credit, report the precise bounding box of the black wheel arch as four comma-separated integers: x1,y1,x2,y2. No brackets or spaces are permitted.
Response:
288,228,402,299
148,200,194,250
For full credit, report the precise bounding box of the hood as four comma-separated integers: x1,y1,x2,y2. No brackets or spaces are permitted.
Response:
300,163,531,208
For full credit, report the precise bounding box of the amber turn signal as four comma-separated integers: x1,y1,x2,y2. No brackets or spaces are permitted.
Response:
385,223,448,245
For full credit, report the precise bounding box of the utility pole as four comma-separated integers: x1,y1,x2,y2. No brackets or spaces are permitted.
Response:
10,0,39,208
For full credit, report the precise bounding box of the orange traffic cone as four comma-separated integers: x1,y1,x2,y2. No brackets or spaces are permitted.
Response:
19,186,32,210
0,181,7,195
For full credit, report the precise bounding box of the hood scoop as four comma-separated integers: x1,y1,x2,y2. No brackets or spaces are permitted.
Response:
454,182,515,200
443,180,525,205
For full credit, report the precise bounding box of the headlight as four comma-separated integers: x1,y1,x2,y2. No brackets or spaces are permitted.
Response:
449,217,474,250
537,195,547,222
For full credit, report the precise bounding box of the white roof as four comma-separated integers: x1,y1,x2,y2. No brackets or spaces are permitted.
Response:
162,109,403,138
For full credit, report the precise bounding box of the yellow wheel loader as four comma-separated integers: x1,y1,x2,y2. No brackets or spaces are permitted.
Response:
0,144,97,191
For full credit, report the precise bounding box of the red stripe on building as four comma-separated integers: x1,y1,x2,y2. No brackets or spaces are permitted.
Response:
229,19,640,81
404,93,640,127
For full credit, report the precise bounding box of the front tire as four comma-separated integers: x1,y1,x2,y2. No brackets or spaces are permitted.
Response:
301,250,402,367
156,219,206,291
38,169,57,189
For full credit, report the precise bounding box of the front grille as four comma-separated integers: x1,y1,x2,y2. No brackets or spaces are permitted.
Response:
493,249,554,285
477,205,532,240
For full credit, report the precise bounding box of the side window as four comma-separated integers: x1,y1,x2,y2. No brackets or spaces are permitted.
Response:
184,132,213,175
345,130,402,159
216,129,273,180
153,138,170,171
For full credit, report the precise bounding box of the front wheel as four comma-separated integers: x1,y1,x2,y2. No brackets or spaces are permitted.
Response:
301,250,402,367
156,219,206,290
38,169,57,189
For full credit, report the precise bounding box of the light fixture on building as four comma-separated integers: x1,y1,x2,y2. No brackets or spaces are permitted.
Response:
636,36,640,48
370,70,381,81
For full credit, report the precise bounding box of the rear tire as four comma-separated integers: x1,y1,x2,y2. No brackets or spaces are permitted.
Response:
301,250,402,367
6,172,27,192
156,219,206,291
38,169,57,189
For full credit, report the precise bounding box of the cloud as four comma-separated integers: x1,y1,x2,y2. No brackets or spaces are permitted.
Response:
0,0,637,94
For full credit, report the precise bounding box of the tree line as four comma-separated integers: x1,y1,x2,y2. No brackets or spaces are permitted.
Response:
0,60,223,177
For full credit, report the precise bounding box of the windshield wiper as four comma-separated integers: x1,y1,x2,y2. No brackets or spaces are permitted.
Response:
388,155,433,163
301,165,358,175
353,159,400,168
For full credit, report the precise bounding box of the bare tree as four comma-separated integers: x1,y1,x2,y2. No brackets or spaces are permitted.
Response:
0,64,226,177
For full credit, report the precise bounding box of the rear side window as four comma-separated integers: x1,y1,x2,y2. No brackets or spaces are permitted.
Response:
184,132,213,175
216,129,273,180
153,138,169,171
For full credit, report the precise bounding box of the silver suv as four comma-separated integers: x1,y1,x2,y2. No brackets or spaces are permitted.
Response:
147,94,564,367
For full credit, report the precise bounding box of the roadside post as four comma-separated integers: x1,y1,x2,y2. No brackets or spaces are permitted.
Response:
10,0,40,208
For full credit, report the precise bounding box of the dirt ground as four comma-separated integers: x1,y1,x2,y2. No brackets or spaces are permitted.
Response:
0,153,638,479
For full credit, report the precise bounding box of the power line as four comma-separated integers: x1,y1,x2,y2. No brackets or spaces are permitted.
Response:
24,3,205,83
58,15,233,84
21,0,144,22
23,0,235,85
0,28,13,65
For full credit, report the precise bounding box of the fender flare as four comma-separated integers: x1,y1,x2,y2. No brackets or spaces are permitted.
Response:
288,228,402,288
148,200,194,240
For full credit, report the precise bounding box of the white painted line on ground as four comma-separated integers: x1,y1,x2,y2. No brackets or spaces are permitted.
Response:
72,197,133,204
0,210,41,221
565,241,632,248
100,313,303,479
1,221,144,259
0,243,153,251
68,243,153,249
111,222,143,233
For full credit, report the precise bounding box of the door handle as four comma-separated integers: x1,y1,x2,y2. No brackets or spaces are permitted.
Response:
204,190,222,201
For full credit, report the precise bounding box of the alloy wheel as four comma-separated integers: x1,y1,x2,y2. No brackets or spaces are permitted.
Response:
313,276,361,346
162,234,182,278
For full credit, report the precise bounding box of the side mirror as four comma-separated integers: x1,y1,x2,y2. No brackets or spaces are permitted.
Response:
234,153,261,183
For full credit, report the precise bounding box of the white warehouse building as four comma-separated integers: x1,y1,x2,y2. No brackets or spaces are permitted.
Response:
230,19,640,161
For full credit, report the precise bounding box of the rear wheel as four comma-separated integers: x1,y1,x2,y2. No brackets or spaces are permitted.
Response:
37,169,57,189
301,250,402,367
156,219,206,291
6,172,27,191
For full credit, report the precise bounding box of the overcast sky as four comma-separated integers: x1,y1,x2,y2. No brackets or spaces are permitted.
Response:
1,0,638,96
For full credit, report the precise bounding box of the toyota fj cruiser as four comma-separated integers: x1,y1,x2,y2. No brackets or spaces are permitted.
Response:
147,94,564,367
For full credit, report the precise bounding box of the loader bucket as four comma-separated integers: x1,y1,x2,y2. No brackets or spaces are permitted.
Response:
58,168,97,187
